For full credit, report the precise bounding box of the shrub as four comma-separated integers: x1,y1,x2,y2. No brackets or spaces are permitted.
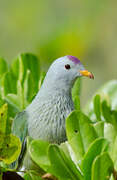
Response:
0,53,117,180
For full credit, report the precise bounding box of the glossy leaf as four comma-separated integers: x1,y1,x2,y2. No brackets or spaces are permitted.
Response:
38,72,46,90
0,104,21,164
0,58,8,100
0,53,41,118
81,138,109,180
0,103,13,135
11,53,40,92
17,80,24,110
93,94,101,121
102,100,117,131
94,121,104,137
1,71,17,97
101,100,111,123
72,78,81,99
85,80,117,121
0,58,8,77
5,94,21,112
60,142,71,159
48,144,83,180
100,80,117,110
24,171,42,180
111,136,117,170
104,123,117,158
23,70,35,105
0,104,8,134
72,78,81,110
29,139,50,171
73,96,80,110
91,152,114,180
4,97,20,118
0,134,21,164
66,110,98,161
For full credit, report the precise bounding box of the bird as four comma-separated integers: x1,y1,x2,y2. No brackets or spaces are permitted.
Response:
12,55,94,178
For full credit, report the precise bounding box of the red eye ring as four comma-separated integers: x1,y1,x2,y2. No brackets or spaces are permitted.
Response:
65,64,71,70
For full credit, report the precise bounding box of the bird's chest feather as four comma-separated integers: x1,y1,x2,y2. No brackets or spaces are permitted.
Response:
27,93,74,144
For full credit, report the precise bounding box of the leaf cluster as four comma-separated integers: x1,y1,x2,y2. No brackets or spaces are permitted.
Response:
0,53,117,180
0,53,45,118
26,90,117,180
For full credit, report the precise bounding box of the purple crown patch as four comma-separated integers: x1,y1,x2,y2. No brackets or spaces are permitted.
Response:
67,55,81,64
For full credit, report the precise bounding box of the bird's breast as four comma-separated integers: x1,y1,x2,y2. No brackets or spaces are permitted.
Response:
26,93,74,144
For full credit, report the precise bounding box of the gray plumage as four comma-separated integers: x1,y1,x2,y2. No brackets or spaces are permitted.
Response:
12,55,91,169
27,89,74,144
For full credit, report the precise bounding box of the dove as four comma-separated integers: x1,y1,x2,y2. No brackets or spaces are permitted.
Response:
12,55,94,173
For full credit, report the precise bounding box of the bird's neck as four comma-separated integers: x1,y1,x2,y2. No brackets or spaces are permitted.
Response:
36,86,72,103
38,77,74,97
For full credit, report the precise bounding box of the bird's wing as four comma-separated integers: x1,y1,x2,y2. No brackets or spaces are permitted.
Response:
12,111,28,169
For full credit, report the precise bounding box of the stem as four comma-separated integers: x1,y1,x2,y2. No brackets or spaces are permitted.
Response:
0,173,2,180
113,169,117,180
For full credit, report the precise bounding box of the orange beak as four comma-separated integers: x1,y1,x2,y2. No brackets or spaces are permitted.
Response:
80,70,94,79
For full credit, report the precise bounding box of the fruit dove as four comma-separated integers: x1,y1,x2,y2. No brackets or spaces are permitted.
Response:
12,55,94,170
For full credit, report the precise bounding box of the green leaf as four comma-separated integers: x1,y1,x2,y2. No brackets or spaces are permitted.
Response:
0,53,42,118
0,104,8,134
101,100,111,123
72,78,81,110
81,138,109,180
66,110,98,161
0,103,12,135
5,53,41,111
93,94,101,121
73,96,80,110
48,144,83,180
0,58,8,77
11,53,40,92
38,72,46,90
5,94,20,112
104,123,117,158
0,162,8,172
1,72,17,97
111,136,117,170
60,142,71,159
0,58,8,98
4,96,20,118
17,80,24,110
0,98,5,107
0,134,21,164
24,173,32,180
29,139,50,171
24,171,42,180
85,80,117,121
0,103,21,164
100,80,117,110
23,70,35,104
93,121,104,137
91,152,114,180
102,100,117,131
72,78,81,100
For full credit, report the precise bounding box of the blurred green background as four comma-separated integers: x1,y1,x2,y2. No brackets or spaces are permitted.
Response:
0,0,116,105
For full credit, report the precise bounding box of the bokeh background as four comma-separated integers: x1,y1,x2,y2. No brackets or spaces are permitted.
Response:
0,0,117,105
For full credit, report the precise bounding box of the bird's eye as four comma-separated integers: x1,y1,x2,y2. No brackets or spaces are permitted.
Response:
65,64,71,70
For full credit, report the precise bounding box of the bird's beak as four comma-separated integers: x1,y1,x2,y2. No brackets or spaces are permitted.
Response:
80,70,94,79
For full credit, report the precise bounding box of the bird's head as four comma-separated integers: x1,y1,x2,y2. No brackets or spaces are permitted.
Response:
42,55,94,92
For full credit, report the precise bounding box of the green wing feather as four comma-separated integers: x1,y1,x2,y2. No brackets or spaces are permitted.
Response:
12,111,28,169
